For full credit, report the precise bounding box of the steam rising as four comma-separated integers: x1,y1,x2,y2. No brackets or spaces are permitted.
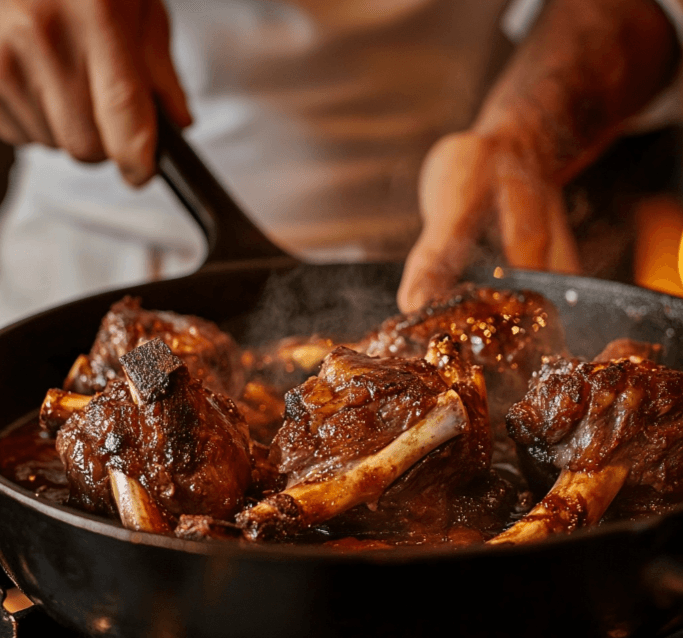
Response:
242,263,402,347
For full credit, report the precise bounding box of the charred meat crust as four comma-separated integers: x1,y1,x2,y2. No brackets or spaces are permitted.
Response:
507,357,683,497
120,338,185,403
56,340,253,521
64,296,245,399
237,494,304,541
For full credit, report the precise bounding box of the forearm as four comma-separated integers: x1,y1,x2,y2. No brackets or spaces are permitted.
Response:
475,0,680,183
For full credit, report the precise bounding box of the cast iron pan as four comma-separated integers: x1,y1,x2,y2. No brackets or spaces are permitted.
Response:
2,118,683,638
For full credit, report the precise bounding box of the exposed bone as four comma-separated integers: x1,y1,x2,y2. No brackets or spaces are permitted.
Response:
63,354,94,393
39,389,92,435
237,389,469,540
108,468,171,533
119,338,184,404
488,464,629,545
488,339,662,546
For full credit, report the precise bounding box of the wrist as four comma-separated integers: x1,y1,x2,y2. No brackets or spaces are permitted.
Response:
471,0,680,186
471,110,556,182
471,100,623,186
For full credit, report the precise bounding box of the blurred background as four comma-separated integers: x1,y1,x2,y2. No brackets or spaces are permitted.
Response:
0,0,681,328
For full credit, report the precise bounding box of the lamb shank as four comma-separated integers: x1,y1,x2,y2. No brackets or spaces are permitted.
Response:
363,283,566,411
490,354,683,544
54,339,253,526
237,334,499,542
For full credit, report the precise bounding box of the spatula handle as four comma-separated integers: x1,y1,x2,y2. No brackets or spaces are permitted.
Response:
156,109,291,265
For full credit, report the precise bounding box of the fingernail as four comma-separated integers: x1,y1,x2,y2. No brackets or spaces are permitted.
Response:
179,108,193,129
399,284,423,314
121,164,150,187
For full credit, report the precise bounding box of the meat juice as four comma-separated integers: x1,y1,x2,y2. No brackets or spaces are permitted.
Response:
0,413,69,504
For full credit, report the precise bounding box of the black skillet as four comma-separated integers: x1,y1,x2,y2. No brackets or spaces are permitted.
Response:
3,115,683,638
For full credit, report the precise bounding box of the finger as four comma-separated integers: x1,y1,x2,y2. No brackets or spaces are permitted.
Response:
0,45,55,146
20,8,105,162
496,154,552,271
497,154,581,274
83,2,156,185
398,230,473,313
39,76,106,163
143,0,192,128
398,134,494,312
546,187,581,274
0,97,30,145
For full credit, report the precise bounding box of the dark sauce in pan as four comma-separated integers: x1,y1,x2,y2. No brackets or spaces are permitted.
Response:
0,411,519,547
0,413,69,504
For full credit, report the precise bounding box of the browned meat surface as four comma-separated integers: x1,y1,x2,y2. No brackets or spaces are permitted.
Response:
363,283,566,376
56,339,252,521
64,296,244,399
272,345,468,484
361,284,567,459
5,283,682,549
238,335,494,542
491,355,683,544
507,357,683,491
593,338,662,363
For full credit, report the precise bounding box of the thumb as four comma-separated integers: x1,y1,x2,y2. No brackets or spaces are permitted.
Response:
84,3,157,186
398,230,472,313
143,0,192,129
397,133,493,313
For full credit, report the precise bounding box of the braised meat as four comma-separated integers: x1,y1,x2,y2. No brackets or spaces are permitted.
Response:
234,381,286,446
240,284,566,452
364,284,565,372
64,296,244,399
56,339,252,522
8,281,681,549
593,338,662,363
237,335,493,541
490,355,683,544
362,284,566,428
508,356,683,487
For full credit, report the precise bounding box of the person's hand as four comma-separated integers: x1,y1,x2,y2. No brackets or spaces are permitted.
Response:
0,0,191,185
397,131,581,313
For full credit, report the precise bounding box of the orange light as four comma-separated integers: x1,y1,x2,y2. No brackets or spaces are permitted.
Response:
634,196,683,297
3,587,33,614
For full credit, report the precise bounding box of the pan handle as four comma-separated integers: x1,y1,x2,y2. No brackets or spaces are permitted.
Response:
156,109,294,266
0,566,71,637
0,567,15,638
